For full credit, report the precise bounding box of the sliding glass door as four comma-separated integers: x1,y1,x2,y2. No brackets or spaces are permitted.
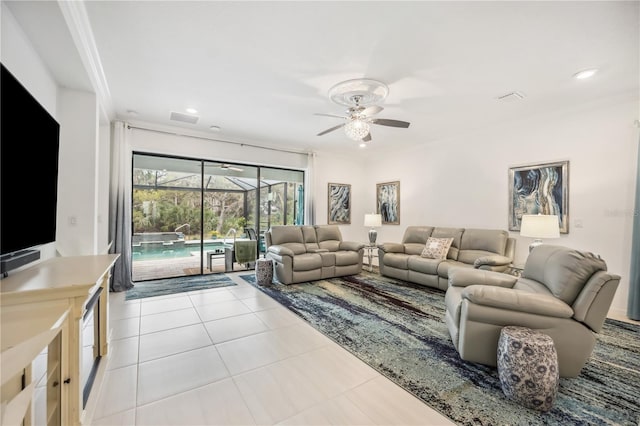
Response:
131,153,304,282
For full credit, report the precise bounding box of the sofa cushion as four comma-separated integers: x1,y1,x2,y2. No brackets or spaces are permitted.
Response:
405,243,427,256
316,225,343,252
269,225,306,254
431,227,464,260
292,253,323,271
437,260,473,279
407,256,441,274
421,237,454,260
523,245,607,305
402,226,434,244
458,229,509,264
383,253,410,269
335,250,359,266
302,225,320,251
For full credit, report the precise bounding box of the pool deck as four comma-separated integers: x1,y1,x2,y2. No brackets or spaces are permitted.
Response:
132,255,253,282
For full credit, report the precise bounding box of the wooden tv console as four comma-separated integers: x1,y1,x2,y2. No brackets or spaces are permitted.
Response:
0,254,119,426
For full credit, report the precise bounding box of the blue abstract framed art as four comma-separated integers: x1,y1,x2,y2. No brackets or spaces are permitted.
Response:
509,160,569,233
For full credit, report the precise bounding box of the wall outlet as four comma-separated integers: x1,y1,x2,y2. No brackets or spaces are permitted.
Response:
574,219,583,228
68,216,77,226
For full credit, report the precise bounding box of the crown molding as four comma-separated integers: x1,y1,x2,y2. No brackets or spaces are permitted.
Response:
57,0,115,121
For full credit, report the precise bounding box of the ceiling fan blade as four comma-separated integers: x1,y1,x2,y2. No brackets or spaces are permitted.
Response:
362,133,372,142
317,123,345,136
361,105,383,116
370,118,411,128
314,113,347,120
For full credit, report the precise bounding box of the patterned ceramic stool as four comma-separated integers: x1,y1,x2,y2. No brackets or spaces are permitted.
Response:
255,258,273,286
497,326,559,412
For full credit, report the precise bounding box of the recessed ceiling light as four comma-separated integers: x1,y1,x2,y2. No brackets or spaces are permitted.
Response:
359,142,367,148
126,109,138,116
186,107,198,114
209,125,221,132
573,69,598,80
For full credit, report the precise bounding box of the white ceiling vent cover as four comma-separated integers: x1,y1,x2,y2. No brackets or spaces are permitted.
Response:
497,91,526,102
170,111,199,124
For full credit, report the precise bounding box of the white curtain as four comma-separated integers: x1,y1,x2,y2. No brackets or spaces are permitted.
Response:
628,134,640,319
305,152,316,225
109,121,134,292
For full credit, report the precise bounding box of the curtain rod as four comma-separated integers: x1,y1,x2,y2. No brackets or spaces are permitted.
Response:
125,123,311,156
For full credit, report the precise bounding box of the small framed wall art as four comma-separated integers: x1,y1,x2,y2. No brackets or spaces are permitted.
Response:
376,181,400,225
508,160,569,233
327,183,351,224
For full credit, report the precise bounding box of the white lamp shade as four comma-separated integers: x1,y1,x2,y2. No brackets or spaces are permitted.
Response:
364,213,382,227
520,214,560,238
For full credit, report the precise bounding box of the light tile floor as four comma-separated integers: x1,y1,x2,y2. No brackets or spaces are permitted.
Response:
88,273,454,426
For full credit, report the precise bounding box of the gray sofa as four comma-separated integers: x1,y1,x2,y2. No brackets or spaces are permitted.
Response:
445,245,620,377
378,226,516,291
265,225,365,285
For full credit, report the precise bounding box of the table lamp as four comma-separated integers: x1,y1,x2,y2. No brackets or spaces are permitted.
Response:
520,214,560,252
364,213,382,245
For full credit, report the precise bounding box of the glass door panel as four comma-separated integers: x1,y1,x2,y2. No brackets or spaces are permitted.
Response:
202,162,258,272
132,154,203,281
259,167,305,253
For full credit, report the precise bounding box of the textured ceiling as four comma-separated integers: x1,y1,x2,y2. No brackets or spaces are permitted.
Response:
7,1,639,154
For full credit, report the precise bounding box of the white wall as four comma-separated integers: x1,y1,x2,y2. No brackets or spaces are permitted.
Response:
0,3,57,117
56,88,100,256
363,96,639,317
312,151,368,243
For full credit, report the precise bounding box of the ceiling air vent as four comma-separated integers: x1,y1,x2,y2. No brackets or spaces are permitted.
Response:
170,111,199,124
497,91,526,102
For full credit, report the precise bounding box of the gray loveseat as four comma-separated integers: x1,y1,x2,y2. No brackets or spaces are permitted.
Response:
378,226,516,291
265,225,365,285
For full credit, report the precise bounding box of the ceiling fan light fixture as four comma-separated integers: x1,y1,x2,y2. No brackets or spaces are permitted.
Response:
344,118,370,141
573,68,598,80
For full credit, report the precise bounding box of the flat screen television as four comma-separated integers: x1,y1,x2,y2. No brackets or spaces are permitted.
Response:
1,63,60,272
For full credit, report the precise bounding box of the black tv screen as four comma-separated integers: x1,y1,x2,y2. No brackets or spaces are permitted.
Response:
1,63,60,256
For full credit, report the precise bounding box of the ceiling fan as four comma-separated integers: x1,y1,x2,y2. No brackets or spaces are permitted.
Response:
315,79,411,142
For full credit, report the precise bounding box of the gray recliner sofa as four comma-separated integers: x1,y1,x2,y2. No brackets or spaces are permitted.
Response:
445,244,620,377
265,225,365,285
378,226,516,291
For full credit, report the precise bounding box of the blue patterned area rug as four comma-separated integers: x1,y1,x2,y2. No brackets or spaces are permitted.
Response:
125,274,236,300
240,272,640,426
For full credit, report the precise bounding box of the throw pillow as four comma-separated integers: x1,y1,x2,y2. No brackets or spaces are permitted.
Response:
421,237,454,260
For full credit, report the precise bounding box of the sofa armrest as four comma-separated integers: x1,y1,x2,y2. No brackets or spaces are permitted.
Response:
378,242,405,253
462,285,574,318
339,241,365,251
449,269,518,288
267,245,295,257
473,255,512,268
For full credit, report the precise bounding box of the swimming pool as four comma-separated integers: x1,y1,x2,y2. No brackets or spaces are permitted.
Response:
132,241,233,261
